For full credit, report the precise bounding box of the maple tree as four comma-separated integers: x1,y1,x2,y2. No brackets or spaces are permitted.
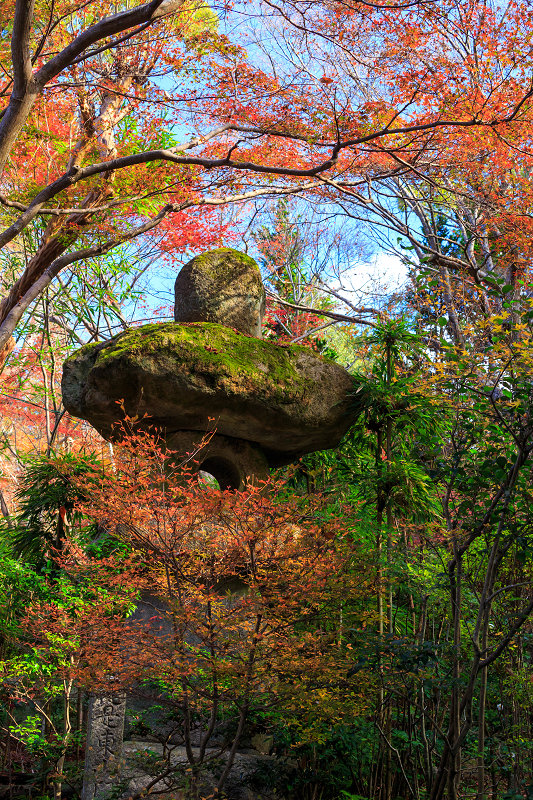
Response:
1,430,374,797
1,0,533,367
6,1,533,798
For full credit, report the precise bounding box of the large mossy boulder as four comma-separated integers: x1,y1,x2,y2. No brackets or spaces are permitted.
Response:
174,248,266,337
62,322,356,465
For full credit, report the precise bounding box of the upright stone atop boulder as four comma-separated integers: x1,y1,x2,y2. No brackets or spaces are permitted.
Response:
62,245,359,483
174,248,265,337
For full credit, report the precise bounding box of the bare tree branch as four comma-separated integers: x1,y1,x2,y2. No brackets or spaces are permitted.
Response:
266,291,378,327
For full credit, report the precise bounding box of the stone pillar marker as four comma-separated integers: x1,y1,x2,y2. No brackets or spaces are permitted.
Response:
63,247,359,797
81,693,126,800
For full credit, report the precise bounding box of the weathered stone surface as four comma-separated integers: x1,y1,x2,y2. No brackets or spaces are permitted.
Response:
61,322,356,465
174,248,265,337
81,692,126,800
165,430,269,489
120,741,282,800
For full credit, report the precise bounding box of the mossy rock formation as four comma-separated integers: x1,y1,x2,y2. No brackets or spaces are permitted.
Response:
62,322,356,465
174,248,266,337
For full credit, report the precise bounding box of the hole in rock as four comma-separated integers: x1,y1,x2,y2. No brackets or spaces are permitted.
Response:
199,456,241,491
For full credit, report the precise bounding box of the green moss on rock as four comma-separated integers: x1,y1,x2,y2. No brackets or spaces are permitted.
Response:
188,248,262,282
62,321,356,463
94,322,309,397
